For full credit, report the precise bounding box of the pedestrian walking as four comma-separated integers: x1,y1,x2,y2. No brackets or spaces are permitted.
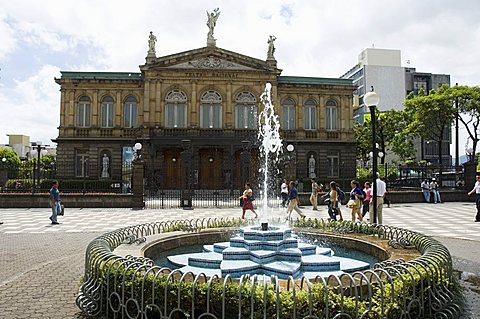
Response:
310,178,321,210
430,178,442,203
362,182,372,218
49,180,61,225
467,174,480,222
371,173,387,224
421,179,431,203
325,181,343,221
347,180,364,222
280,179,288,208
239,183,258,220
286,180,306,220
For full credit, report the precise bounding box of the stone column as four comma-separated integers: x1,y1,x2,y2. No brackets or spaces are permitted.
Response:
155,80,162,125
190,81,198,127
143,81,150,124
92,90,98,127
60,89,66,127
132,159,145,209
115,90,122,127
225,82,232,129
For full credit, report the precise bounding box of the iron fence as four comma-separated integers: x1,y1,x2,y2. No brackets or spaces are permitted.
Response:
145,189,283,209
0,162,133,194
77,218,462,319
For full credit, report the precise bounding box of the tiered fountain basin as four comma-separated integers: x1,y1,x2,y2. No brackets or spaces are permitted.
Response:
166,225,369,279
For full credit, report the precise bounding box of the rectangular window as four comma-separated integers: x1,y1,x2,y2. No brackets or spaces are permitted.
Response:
124,103,137,128
305,107,316,130
326,107,337,130
235,105,257,129
76,103,90,127
327,155,339,177
282,106,295,130
75,154,89,177
201,105,221,128
101,103,114,128
166,103,186,128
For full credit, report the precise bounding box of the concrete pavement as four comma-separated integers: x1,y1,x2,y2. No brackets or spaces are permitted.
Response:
0,202,479,318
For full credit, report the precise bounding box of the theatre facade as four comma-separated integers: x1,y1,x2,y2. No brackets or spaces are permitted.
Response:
54,31,357,192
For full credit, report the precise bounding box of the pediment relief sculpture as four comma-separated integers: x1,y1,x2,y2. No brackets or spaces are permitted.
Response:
164,55,258,71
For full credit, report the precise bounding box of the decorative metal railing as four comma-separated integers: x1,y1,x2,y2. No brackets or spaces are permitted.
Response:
77,218,462,319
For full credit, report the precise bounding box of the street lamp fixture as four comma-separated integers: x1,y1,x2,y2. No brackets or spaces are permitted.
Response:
364,88,380,224
134,142,142,159
466,147,474,162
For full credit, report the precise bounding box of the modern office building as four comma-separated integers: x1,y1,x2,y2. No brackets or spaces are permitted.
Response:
341,48,451,165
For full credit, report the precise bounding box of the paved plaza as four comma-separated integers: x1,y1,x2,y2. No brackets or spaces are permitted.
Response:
0,202,479,318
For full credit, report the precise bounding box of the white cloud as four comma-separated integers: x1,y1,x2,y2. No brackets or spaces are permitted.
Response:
0,65,61,145
0,13,17,60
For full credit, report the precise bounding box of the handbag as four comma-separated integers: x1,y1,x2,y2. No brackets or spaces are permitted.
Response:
346,199,359,209
58,204,65,216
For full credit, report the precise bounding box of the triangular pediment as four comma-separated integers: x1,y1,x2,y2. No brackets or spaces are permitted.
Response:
141,47,280,73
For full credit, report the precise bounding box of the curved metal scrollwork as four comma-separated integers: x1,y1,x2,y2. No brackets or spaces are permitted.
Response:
77,218,462,318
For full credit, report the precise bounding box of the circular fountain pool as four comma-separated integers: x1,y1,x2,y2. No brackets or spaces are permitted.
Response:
152,224,375,279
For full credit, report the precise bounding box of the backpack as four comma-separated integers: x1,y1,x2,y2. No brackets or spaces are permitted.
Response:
337,187,346,202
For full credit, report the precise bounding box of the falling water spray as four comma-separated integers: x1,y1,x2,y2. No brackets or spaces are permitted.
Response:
257,83,284,220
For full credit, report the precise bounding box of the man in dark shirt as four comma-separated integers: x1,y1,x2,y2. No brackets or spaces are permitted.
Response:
49,180,61,225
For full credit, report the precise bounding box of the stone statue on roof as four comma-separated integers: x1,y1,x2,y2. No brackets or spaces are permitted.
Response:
148,31,157,55
267,35,277,60
206,8,220,46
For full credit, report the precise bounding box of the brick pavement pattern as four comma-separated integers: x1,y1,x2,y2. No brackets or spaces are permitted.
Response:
0,202,479,318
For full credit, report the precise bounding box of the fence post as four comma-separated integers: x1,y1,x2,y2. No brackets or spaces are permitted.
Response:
132,159,145,210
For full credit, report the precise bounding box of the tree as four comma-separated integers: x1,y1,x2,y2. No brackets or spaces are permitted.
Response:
404,85,457,168
354,109,415,165
0,148,21,166
453,85,480,157
353,122,371,164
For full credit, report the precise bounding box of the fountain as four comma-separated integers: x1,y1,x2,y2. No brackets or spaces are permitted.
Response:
164,83,369,279
167,224,369,279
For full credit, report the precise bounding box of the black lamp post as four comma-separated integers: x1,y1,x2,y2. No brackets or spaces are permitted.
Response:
364,88,380,224
181,139,193,210
30,142,48,191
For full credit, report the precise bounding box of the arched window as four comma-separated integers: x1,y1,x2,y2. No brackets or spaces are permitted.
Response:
282,98,295,130
304,98,317,130
200,91,222,128
100,96,114,128
165,90,187,128
235,92,257,129
124,96,138,128
76,96,91,127
326,100,338,130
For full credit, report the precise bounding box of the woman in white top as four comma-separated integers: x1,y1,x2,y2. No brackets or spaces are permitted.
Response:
327,181,343,221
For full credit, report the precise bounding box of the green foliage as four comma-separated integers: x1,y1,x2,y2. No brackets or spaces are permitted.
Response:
354,109,416,165
357,164,398,181
453,85,480,156
0,148,21,165
404,85,457,166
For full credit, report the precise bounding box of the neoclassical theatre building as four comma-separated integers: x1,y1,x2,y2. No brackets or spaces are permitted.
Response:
54,20,357,191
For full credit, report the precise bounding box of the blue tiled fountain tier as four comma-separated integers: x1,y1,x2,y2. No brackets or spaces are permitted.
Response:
167,225,369,279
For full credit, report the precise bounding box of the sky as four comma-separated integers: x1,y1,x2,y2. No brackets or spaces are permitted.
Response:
1,0,479,156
